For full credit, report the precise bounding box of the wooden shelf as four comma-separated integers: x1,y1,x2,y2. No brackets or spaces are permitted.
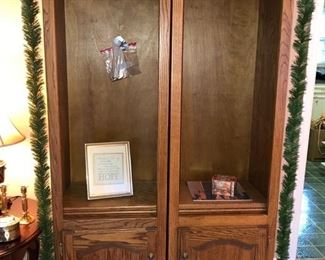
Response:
63,181,157,218
179,180,267,215
42,0,293,257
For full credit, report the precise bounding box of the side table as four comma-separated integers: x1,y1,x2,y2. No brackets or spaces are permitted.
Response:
0,198,40,260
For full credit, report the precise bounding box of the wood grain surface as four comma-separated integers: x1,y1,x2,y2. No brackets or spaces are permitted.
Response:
43,0,170,258
169,0,184,257
156,0,171,258
65,0,159,183
248,0,283,198
63,181,157,218
42,0,68,258
62,228,157,260
265,1,296,259
178,227,267,260
42,0,295,258
179,181,266,215
62,218,156,231
181,0,259,182
169,0,294,259
179,214,268,227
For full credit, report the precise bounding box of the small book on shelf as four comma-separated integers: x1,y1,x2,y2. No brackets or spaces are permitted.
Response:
187,181,251,202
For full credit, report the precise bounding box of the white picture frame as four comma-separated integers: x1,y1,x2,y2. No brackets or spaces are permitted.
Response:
85,141,133,200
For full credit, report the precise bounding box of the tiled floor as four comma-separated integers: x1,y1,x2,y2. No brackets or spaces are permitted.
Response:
297,161,325,259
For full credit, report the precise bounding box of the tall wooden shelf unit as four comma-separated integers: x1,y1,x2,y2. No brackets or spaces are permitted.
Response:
43,0,294,259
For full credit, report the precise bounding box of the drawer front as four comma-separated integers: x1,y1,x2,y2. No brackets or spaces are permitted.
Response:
62,228,157,260
178,226,267,260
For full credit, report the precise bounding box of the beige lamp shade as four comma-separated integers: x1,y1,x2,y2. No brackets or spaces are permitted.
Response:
0,115,25,147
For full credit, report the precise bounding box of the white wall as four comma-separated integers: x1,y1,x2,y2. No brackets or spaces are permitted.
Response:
0,0,45,200
289,1,325,259
311,3,325,120
318,3,325,66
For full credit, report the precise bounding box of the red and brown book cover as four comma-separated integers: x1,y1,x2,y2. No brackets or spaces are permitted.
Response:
187,181,251,202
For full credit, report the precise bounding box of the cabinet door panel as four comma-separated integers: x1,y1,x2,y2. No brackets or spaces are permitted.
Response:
77,247,145,260
178,227,267,260
62,228,157,260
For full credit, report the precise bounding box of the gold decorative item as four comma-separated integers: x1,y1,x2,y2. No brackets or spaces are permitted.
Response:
0,185,8,216
0,185,20,242
19,186,34,225
0,115,25,242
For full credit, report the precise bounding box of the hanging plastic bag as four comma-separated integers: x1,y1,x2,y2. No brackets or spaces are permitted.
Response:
124,42,141,76
100,36,140,81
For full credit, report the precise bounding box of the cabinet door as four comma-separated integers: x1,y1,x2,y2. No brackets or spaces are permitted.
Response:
62,228,157,260
178,227,267,260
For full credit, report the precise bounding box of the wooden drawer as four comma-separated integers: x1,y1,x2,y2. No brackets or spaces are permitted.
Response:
178,226,267,260
62,228,157,260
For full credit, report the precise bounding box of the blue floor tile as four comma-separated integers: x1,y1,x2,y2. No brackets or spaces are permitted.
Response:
297,162,325,259
299,223,323,234
298,235,312,247
304,234,325,246
316,245,325,256
297,246,323,258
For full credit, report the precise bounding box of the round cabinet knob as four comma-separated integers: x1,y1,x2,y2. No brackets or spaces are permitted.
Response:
148,252,155,260
182,252,188,259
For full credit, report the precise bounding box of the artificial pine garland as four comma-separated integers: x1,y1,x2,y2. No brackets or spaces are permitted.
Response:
276,0,314,259
21,0,54,259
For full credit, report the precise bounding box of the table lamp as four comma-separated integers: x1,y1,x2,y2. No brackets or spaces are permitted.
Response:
0,115,25,181
0,115,25,242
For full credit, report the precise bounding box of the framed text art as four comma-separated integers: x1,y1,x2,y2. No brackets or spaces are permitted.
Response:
85,141,133,200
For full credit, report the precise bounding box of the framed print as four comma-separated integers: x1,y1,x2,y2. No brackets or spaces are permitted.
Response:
85,141,133,200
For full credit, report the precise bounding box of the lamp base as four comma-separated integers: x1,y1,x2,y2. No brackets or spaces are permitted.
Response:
0,215,20,242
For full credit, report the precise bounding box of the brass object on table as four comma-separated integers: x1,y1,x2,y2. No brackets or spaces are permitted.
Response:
19,186,34,225
0,185,20,242
0,185,8,216
0,119,27,242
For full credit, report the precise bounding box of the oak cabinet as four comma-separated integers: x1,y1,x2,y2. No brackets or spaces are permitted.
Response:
62,228,157,260
178,227,267,260
42,0,295,259
43,0,168,258
168,0,294,259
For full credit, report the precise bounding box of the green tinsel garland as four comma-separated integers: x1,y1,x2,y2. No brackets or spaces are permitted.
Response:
21,0,54,259
276,0,314,259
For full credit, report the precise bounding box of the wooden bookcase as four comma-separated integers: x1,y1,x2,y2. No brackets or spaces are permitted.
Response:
43,0,294,259
43,0,170,259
